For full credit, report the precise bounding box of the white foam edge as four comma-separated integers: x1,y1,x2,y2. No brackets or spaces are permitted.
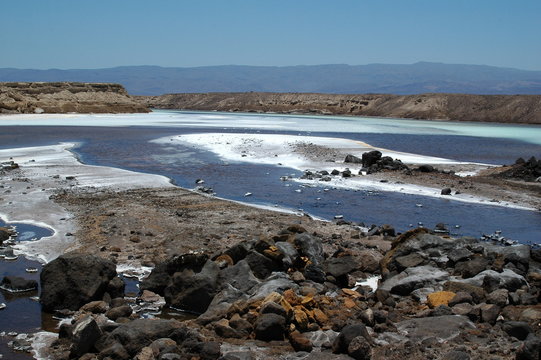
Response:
31,331,59,360
292,176,536,211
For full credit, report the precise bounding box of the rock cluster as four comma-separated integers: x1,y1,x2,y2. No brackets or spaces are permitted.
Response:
498,156,541,182
38,226,541,359
344,151,408,174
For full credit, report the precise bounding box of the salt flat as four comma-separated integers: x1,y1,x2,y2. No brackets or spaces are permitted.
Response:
0,143,174,262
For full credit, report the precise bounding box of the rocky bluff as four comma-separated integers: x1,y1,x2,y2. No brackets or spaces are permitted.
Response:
139,92,541,124
0,82,149,114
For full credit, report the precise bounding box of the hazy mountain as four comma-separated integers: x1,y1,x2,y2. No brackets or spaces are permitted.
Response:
1,62,541,95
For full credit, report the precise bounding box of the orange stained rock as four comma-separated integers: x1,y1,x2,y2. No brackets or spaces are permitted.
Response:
301,295,315,307
280,298,294,318
427,291,456,308
262,291,283,305
341,288,362,298
344,297,357,309
284,289,300,305
313,308,329,324
293,308,309,331
215,254,233,266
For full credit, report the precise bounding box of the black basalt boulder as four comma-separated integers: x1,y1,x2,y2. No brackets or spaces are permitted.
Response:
361,151,382,168
40,254,118,311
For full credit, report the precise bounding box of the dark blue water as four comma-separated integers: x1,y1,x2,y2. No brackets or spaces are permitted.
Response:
0,220,53,359
1,124,540,244
89,140,541,243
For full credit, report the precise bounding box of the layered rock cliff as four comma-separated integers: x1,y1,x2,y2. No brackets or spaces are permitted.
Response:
0,82,149,114
139,92,541,124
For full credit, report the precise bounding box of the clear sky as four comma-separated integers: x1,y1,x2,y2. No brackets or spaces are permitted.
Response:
1,0,540,70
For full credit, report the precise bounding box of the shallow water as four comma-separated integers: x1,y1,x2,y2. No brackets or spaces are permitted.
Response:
0,220,52,359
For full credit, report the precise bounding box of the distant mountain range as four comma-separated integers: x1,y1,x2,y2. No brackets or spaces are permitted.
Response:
1,62,541,96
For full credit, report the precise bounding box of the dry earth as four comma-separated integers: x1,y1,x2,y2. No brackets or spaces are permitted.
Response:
138,92,541,124
0,82,149,114
54,187,385,269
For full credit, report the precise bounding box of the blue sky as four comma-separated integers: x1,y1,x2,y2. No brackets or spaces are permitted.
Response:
1,0,540,70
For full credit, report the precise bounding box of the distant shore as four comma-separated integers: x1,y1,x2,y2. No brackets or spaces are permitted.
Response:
137,92,541,124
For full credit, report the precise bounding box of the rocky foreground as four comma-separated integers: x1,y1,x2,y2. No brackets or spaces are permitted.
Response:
22,224,541,360
0,82,149,114
137,92,541,124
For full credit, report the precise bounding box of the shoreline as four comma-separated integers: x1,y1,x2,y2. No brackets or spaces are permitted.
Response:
1,134,539,266
156,132,540,211
0,142,174,263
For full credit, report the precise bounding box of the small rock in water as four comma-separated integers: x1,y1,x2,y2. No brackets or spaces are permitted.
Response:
195,179,205,184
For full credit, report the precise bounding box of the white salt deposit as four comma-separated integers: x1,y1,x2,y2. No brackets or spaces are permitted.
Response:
155,133,530,210
0,143,174,263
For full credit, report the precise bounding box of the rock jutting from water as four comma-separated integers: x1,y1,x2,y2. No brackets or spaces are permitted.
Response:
34,225,541,359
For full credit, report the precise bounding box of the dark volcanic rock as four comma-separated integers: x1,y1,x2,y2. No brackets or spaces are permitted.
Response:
332,324,372,354
324,256,359,278
344,154,363,164
361,151,382,168
245,250,282,279
141,253,209,294
304,263,327,283
0,227,11,243
294,233,324,265
502,321,533,340
40,254,117,311
102,318,183,357
70,315,102,357
517,334,541,360
0,276,38,292
164,260,220,314
254,313,286,341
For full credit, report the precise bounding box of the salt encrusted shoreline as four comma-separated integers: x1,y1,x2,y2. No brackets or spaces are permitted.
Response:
154,132,537,210
0,143,174,262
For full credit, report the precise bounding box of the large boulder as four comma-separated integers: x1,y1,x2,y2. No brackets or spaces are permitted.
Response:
379,265,449,296
344,154,363,164
164,260,220,314
140,253,208,294
395,315,475,343
219,259,260,294
70,315,102,358
294,233,324,265
254,313,286,341
361,151,382,167
332,324,372,354
40,254,118,311
101,319,184,357
458,269,527,292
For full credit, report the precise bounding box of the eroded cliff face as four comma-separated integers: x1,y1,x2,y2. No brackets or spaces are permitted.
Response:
0,82,149,114
138,92,541,124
